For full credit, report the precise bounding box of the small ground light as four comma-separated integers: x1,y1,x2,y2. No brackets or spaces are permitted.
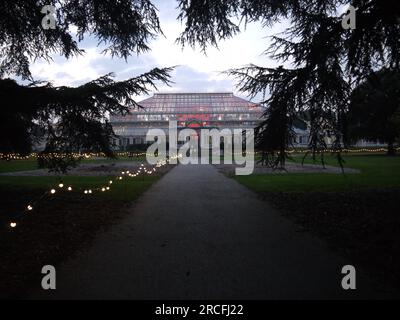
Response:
10,222,17,228
50,189,56,194
68,187,72,191
27,205,33,211
59,183,64,188
88,190,92,194
106,187,110,190
109,180,113,184
84,190,88,194
101,187,106,192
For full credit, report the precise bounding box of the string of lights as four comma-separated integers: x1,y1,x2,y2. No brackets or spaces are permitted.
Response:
1,146,398,229
285,147,400,154
1,147,399,161
213,147,400,156
0,151,149,161
6,155,181,230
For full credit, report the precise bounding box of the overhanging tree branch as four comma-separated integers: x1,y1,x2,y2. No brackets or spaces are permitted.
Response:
0,67,174,172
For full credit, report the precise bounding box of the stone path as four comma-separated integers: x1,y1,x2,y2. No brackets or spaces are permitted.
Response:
32,164,382,299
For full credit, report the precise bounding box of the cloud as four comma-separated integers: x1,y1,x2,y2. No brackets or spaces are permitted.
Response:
157,65,234,92
30,47,103,86
28,0,286,102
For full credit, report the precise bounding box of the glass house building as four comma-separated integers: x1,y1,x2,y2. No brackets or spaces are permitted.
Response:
110,92,263,148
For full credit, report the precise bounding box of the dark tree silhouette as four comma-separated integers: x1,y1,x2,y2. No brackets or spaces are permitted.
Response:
2,0,399,170
0,0,173,171
177,0,400,167
346,68,400,155
0,0,164,79
0,69,173,171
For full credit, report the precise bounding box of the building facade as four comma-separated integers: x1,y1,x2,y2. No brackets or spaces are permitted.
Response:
110,92,264,148
110,92,387,151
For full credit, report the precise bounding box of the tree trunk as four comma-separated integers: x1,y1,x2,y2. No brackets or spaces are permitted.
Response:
387,141,396,156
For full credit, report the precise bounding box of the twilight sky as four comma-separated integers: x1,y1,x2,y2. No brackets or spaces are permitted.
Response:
30,0,286,102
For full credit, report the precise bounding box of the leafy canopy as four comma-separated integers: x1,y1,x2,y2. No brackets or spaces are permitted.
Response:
0,0,163,79
0,0,173,171
346,68,400,154
177,0,400,165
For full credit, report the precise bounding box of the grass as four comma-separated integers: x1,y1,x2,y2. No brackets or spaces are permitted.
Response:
0,160,172,298
82,155,148,164
0,175,158,202
235,154,400,192
233,154,400,294
0,155,148,173
0,159,39,173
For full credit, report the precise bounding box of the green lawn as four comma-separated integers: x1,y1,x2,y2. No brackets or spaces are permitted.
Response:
234,154,400,293
82,155,148,163
0,156,147,173
0,155,162,206
0,175,158,202
0,171,161,299
0,156,166,298
235,154,400,192
0,159,39,173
